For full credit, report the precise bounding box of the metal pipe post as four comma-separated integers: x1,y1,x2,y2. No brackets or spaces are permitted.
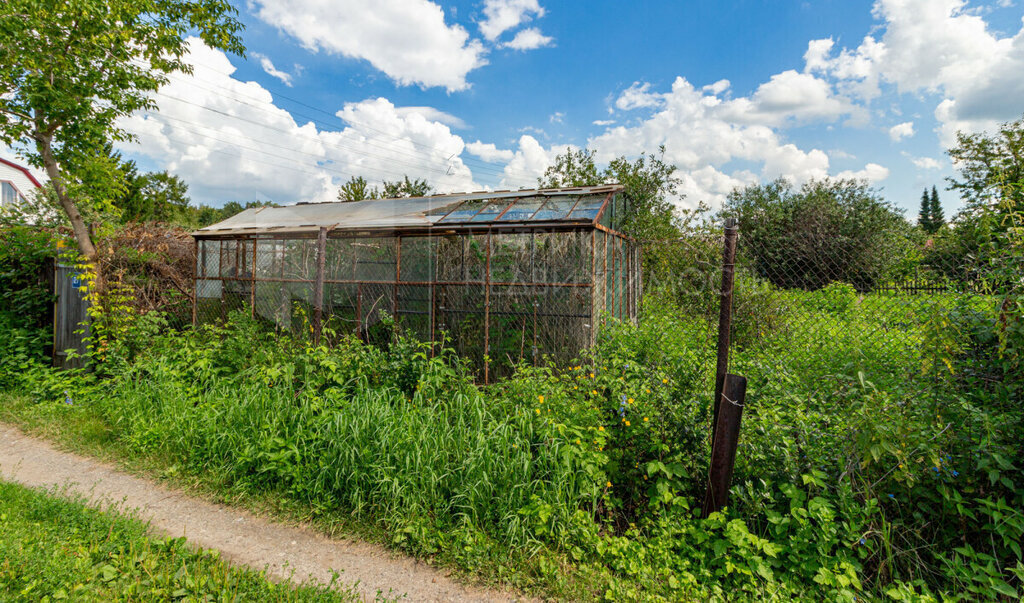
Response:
712,218,739,447
702,373,747,517
312,227,327,344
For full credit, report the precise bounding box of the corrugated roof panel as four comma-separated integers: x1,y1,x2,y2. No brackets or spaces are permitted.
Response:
192,185,622,236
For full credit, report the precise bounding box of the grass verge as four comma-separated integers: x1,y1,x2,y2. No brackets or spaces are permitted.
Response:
0,477,359,602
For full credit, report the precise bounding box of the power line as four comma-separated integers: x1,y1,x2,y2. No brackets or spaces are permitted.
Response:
130,120,434,185
149,91,475,181
147,89,538,188
150,65,539,182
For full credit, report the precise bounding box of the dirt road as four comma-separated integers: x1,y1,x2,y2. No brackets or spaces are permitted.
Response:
0,424,522,602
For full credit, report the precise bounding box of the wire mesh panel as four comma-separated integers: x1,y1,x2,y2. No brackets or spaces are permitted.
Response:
534,285,593,367
487,284,536,379
354,237,397,282
396,283,432,342
534,230,592,284
399,236,435,282
490,232,532,283
437,283,487,376
324,283,359,335
281,239,317,281
359,282,394,346
325,237,356,281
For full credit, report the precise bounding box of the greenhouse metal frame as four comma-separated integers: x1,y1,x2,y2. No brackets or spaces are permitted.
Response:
192,185,639,382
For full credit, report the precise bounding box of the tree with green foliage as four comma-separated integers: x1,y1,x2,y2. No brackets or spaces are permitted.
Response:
723,178,912,290
0,0,244,261
918,186,945,234
539,148,603,189
929,185,945,230
539,146,681,240
926,116,1024,282
337,175,433,201
919,189,934,232
337,176,379,202
948,114,1024,222
382,176,433,199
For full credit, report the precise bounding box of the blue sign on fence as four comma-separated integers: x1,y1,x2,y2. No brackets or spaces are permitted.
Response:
70,273,82,290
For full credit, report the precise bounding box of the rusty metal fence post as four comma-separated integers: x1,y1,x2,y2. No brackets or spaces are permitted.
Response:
702,373,747,517
712,218,739,447
312,227,327,345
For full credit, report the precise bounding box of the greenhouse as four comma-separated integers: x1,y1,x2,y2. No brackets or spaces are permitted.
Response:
192,185,640,381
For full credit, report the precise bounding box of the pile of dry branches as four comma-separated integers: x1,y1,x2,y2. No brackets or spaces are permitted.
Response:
96,224,195,326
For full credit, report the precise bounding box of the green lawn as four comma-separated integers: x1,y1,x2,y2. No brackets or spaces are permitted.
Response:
0,479,359,602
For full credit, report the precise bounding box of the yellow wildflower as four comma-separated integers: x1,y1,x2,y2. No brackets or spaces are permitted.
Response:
662,378,668,384
598,426,605,432
627,398,634,404
539,395,544,404
606,481,612,488
625,420,631,426
535,408,540,414
643,417,649,422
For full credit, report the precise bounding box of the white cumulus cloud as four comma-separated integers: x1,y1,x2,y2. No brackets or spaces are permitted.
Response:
909,155,942,170
614,82,664,111
808,0,1024,144
466,141,515,162
250,0,487,92
837,162,890,182
114,39,524,205
479,0,544,41
717,69,856,126
889,121,915,141
502,27,554,50
250,53,295,87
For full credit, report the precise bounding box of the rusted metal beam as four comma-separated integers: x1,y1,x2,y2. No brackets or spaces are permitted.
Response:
712,218,739,448
312,227,327,344
483,231,491,384
250,239,257,319
192,238,199,326
702,373,747,518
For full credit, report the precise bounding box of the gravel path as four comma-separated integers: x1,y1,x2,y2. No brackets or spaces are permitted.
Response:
0,424,523,602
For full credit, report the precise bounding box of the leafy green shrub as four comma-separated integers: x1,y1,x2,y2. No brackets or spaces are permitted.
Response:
803,282,857,315
0,226,56,329
725,178,914,291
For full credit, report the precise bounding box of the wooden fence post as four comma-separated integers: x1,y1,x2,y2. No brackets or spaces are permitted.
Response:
312,227,327,345
702,373,747,517
712,218,739,448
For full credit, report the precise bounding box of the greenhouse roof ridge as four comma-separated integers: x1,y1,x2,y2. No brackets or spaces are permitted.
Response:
193,184,624,236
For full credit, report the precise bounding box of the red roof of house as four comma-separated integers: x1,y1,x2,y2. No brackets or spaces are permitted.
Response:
0,157,43,189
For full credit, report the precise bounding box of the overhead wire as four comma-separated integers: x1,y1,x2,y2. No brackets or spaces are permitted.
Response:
144,88,541,189
147,94,478,182
129,121,432,185
157,69,524,180
137,60,542,183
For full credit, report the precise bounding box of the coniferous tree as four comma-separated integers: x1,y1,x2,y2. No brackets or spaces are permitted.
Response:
929,186,945,230
918,188,933,232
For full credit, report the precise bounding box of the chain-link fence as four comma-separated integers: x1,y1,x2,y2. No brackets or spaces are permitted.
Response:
639,219,1003,407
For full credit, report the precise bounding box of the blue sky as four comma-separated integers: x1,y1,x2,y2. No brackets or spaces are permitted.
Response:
15,0,1024,217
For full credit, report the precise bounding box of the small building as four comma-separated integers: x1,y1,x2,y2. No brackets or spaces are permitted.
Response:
0,157,43,210
191,185,640,381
